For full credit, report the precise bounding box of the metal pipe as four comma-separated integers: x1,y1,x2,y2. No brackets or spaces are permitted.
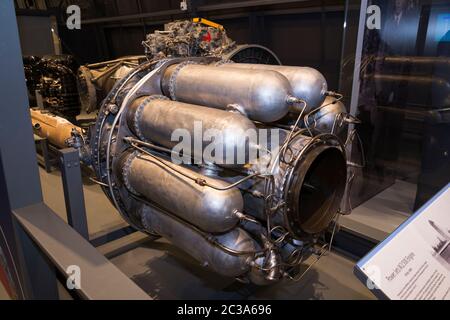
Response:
85,56,145,68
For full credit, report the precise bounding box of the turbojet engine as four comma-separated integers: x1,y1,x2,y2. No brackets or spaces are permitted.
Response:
91,56,350,285
77,56,147,114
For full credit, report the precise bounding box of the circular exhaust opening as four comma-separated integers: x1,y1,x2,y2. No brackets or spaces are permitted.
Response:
288,147,347,236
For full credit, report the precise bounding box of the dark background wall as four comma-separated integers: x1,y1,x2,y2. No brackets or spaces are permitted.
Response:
16,0,356,90
16,15,55,56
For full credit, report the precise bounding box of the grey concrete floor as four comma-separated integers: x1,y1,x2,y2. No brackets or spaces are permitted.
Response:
109,238,374,300
39,166,127,236
341,180,416,242
30,166,375,300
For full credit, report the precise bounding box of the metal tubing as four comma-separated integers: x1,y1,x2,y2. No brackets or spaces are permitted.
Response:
120,152,243,234
85,56,145,69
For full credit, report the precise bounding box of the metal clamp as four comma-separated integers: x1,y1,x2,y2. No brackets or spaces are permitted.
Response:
121,150,140,195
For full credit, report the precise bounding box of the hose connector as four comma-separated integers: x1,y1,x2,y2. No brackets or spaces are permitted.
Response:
286,95,304,105
325,90,343,99
261,234,283,282
286,95,308,114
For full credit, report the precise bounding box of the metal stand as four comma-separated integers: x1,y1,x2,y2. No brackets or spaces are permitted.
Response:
33,138,136,245
59,148,89,240
34,135,55,173
57,148,136,246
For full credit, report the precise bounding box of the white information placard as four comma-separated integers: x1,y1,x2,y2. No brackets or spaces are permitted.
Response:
355,183,450,300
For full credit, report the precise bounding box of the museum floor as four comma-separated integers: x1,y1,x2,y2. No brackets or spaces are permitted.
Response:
1,167,375,300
